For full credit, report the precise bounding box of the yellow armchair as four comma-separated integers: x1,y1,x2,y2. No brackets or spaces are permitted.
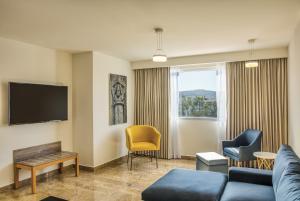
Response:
126,125,161,170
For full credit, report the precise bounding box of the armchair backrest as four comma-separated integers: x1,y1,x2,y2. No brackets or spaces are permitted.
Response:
236,129,262,146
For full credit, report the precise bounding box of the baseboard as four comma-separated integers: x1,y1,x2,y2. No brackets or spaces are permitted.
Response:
181,155,196,160
79,155,127,172
0,164,74,191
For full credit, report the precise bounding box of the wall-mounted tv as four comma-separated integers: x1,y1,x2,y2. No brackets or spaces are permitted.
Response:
9,82,68,125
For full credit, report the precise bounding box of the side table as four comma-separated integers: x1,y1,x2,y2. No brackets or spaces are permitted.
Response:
196,152,228,174
253,151,277,170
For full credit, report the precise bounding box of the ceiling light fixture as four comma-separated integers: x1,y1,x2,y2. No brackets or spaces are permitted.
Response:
245,39,258,68
153,28,167,62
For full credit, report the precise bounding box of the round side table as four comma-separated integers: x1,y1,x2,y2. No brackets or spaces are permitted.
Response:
253,152,277,170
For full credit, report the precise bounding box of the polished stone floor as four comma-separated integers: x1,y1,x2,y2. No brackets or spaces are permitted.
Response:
0,158,195,201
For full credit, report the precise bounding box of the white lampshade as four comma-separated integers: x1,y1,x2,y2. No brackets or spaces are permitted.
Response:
245,60,259,68
153,55,167,62
153,54,167,63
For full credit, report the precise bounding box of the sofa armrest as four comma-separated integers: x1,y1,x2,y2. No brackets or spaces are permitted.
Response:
229,167,273,186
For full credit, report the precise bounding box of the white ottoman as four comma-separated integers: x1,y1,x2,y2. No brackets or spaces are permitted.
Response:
196,152,228,174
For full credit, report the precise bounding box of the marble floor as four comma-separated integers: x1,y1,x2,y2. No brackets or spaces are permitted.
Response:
0,158,195,201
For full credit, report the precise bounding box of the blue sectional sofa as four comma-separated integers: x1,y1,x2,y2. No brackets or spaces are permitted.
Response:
142,145,300,201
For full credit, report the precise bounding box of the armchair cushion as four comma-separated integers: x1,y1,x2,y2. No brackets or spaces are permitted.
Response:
220,182,275,201
224,147,239,155
131,142,158,151
229,167,272,186
223,147,239,160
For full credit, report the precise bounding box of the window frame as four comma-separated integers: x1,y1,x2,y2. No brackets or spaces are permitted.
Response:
177,66,218,121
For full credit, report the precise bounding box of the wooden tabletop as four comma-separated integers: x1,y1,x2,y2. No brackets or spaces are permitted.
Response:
16,151,77,167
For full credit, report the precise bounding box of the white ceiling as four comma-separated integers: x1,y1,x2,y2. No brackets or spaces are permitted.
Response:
0,0,299,61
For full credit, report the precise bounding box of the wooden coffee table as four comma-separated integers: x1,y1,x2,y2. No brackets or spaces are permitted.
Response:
253,152,276,170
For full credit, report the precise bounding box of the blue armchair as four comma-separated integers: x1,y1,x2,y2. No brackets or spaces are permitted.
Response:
222,129,262,165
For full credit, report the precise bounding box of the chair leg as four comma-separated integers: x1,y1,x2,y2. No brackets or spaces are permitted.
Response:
130,152,133,171
155,151,158,168
127,151,129,164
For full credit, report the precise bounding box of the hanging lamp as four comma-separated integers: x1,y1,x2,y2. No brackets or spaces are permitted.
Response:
152,28,167,62
245,39,259,68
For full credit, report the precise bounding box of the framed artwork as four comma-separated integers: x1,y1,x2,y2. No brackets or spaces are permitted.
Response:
109,74,127,125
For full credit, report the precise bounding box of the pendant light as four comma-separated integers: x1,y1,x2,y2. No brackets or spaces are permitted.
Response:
153,28,167,62
245,39,259,68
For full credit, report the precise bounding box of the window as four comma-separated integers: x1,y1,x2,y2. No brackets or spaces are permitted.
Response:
178,68,217,118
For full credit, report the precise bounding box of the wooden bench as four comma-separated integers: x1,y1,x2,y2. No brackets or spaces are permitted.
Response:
13,141,79,194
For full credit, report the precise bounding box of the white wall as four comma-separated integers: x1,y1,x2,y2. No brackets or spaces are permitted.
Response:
179,119,218,156
72,51,134,167
288,22,300,156
0,37,73,188
56,51,73,152
72,53,94,167
93,52,134,166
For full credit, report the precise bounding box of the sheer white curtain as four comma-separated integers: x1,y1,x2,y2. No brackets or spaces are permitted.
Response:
216,63,227,154
169,67,181,159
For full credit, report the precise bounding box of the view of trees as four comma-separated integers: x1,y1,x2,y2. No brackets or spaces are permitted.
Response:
179,94,217,118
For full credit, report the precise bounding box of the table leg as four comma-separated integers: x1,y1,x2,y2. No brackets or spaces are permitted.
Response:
75,156,79,177
14,166,20,189
257,158,263,169
58,162,63,174
257,158,274,170
31,168,36,194
264,159,273,170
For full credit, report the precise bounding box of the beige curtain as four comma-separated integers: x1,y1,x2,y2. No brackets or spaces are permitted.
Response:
134,67,170,159
226,58,288,158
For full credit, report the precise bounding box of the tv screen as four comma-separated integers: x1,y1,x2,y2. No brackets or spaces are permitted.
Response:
9,82,68,125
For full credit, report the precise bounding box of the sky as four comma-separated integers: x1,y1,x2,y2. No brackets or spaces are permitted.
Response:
178,70,217,91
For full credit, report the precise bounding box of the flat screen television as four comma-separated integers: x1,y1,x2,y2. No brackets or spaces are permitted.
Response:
9,82,68,125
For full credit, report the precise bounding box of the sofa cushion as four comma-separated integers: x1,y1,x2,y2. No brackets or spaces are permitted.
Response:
276,162,300,201
273,144,300,192
220,182,275,201
142,168,227,201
